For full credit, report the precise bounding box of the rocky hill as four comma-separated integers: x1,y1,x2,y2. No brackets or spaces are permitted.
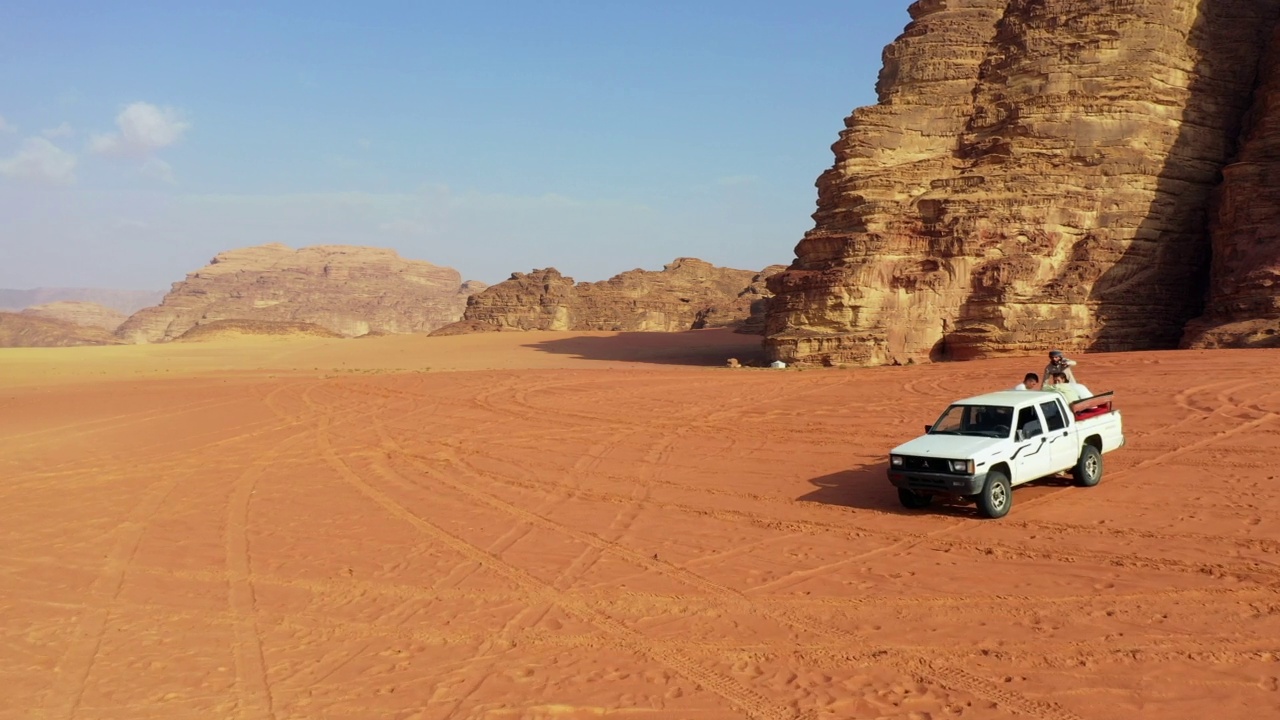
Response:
21,301,127,331
174,319,343,342
0,288,164,314
0,313,122,347
116,244,485,343
432,259,782,336
764,0,1280,366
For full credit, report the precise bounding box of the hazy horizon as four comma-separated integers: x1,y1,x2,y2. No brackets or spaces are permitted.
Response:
2,2,911,289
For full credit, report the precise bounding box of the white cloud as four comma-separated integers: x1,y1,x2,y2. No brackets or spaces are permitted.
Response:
140,158,175,183
0,137,77,184
42,122,74,138
0,115,16,133
91,102,190,157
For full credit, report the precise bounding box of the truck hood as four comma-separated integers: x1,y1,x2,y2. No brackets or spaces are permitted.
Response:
891,434,1003,460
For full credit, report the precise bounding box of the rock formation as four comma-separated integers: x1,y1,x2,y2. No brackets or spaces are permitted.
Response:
21,301,127,331
765,0,1280,366
116,244,485,343
174,319,343,342
0,313,122,347
433,259,779,336
1183,22,1280,349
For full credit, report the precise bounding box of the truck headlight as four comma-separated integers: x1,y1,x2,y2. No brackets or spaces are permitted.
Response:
950,459,974,474
890,455,903,467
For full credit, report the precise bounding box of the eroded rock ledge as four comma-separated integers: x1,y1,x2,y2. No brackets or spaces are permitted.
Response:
433,259,784,335
117,244,484,343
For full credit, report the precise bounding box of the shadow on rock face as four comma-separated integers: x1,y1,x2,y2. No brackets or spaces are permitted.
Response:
522,328,767,367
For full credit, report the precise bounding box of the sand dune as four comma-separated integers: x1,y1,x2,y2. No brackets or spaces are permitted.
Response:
2,331,1278,719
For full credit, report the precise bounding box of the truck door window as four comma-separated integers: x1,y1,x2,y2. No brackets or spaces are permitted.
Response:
1017,406,1043,439
1040,401,1067,432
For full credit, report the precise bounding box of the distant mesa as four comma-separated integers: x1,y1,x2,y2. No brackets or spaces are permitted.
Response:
431,259,786,336
174,319,344,342
763,1,1280,366
116,243,487,344
0,312,123,348
21,301,128,332
0,288,164,315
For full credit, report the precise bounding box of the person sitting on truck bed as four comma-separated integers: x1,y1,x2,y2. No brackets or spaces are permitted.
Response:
1013,372,1040,391
1044,350,1078,384
1045,371,1094,403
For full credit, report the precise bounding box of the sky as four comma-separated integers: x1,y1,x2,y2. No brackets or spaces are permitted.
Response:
0,1,911,290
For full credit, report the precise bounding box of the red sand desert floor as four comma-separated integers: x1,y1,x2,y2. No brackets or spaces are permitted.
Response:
2,331,1278,720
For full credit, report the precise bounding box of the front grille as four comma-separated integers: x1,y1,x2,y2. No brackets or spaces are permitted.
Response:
903,456,951,473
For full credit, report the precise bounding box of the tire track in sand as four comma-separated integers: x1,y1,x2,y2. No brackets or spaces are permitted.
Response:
381,449,1080,719
315,417,797,720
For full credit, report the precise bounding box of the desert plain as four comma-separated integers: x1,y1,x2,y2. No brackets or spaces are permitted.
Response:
2,330,1279,720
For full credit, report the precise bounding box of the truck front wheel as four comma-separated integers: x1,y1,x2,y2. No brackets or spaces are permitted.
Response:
1073,444,1103,487
976,470,1012,519
897,488,932,510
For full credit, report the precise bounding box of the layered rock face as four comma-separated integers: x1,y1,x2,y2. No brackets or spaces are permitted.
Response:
766,0,1280,366
117,244,484,343
21,301,127,331
1183,23,1280,349
434,259,776,335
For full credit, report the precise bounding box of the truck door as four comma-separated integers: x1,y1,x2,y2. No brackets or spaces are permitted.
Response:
1011,405,1053,484
1040,399,1076,472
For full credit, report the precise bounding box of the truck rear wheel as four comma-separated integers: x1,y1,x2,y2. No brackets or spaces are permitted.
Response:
1073,444,1102,487
976,470,1012,519
897,488,932,510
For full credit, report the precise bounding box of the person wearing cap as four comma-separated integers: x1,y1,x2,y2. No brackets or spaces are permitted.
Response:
1044,349,1078,384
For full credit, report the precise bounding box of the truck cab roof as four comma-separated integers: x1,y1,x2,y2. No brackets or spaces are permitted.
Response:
952,390,1060,406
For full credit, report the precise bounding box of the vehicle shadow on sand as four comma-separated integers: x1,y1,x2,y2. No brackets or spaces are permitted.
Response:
799,462,1076,519
523,329,767,367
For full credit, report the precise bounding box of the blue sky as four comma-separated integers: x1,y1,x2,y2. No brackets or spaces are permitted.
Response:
0,2,910,289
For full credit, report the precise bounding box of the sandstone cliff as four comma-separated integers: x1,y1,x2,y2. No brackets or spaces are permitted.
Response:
21,301,127,331
116,244,485,343
765,0,1280,366
1183,22,1280,349
433,259,777,335
0,313,122,347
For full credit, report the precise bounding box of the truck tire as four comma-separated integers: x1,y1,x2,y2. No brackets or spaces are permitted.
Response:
976,470,1012,519
1073,444,1103,487
897,488,932,510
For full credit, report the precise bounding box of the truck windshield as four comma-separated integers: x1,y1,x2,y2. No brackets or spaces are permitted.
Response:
930,404,1015,438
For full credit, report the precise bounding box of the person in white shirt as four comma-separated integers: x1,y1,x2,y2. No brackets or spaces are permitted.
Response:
1013,372,1040,391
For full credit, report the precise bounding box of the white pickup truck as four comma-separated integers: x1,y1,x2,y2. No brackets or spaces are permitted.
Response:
887,389,1125,518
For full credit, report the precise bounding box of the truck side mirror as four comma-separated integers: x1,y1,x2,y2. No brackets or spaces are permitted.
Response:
1016,429,1025,441
925,425,932,433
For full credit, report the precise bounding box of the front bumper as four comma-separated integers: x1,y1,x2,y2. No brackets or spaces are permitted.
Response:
888,469,987,495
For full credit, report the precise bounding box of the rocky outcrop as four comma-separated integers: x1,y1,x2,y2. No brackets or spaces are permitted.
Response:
765,0,1280,366
433,259,777,335
116,244,485,343
21,301,127,331
0,313,122,347
174,319,343,342
1183,23,1280,349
